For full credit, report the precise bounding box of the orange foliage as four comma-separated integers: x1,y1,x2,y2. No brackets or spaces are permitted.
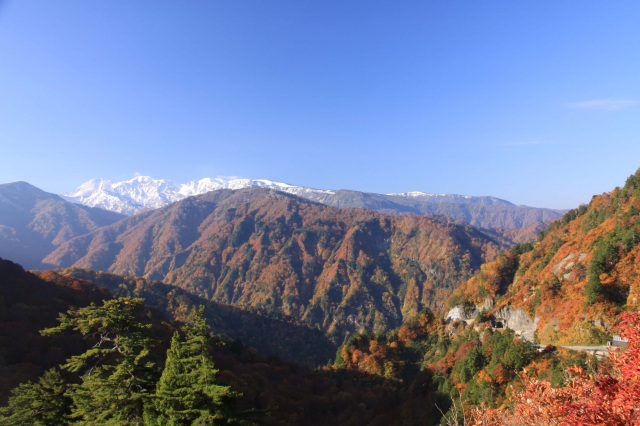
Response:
45,189,503,344
449,170,640,346
472,312,640,425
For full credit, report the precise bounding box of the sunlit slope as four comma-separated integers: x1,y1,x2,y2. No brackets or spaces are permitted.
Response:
45,188,502,342
448,169,640,345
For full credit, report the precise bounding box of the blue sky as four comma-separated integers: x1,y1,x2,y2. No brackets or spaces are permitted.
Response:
1,1,639,209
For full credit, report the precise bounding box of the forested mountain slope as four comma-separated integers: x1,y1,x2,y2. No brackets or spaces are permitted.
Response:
44,188,503,342
0,258,113,404
0,182,125,269
448,169,640,345
0,257,447,425
52,268,336,367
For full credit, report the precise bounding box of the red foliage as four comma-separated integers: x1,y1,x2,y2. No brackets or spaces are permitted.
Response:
473,312,640,425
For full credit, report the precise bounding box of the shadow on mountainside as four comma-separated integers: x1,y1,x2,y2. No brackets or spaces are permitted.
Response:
0,258,115,404
54,268,337,368
1,258,446,425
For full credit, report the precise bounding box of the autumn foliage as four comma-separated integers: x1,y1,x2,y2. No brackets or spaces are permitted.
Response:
449,169,640,347
44,189,502,344
0,260,445,425
473,312,640,425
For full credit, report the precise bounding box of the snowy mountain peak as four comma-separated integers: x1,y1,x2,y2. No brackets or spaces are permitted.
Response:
63,176,181,215
62,175,521,215
67,178,112,196
62,176,335,215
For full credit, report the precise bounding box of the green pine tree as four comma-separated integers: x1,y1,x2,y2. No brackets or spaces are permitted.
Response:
149,306,238,425
41,297,158,425
0,369,71,426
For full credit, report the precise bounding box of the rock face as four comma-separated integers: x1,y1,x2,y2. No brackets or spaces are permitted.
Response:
493,305,539,342
445,298,538,342
445,298,494,323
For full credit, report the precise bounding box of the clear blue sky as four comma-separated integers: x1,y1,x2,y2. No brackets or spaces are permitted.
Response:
1,1,639,209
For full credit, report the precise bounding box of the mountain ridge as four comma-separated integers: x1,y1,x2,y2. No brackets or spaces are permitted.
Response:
0,182,126,269
62,175,565,230
44,187,504,342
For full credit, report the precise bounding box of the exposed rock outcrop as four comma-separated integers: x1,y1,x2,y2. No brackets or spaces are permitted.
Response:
493,305,539,342
445,298,494,323
445,298,538,342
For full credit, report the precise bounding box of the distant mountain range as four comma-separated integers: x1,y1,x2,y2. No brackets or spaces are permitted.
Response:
0,182,125,269
4,172,640,424
63,176,565,230
62,176,336,216
0,177,565,271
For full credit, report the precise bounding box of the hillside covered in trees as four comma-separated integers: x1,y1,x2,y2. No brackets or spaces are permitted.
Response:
4,171,640,424
47,268,337,367
448,169,640,346
0,257,453,425
0,182,125,269
44,188,503,343
4,260,639,425
1,255,600,425
0,258,114,404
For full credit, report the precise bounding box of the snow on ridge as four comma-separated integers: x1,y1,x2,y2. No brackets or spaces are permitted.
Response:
389,191,471,198
389,191,512,206
65,178,112,198
62,176,182,215
62,175,517,215
63,176,336,215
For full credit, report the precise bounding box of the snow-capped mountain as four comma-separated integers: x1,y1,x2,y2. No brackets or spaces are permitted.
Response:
63,177,181,215
62,175,565,231
63,176,336,215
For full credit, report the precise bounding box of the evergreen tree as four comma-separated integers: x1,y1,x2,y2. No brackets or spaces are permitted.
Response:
452,345,485,383
150,306,238,425
0,369,71,426
41,297,157,425
586,237,618,304
503,339,535,371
